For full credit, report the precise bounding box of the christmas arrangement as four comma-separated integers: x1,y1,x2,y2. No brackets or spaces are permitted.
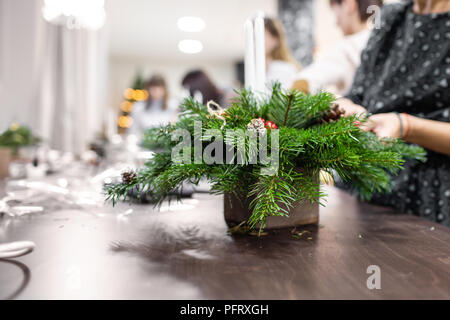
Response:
105,84,426,230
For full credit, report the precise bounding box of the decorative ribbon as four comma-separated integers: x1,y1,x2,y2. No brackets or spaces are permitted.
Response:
207,100,226,129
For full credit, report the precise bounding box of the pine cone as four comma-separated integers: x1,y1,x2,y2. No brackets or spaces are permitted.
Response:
248,118,265,130
319,103,345,124
121,169,137,184
247,118,267,134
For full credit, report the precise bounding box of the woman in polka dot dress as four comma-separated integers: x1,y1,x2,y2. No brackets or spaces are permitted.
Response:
336,0,450,225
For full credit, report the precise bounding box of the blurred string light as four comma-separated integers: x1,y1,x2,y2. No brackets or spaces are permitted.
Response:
117,72,147,132
117,88,148,129
117,116,133,128
122,88,148,102
123,88,135,100
177,16,205,32
120,101,134,113
132,89,149,101
178,39,203,54
42,0,106,30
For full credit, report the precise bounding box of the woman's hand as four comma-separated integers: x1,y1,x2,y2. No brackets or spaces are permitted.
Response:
336,98,367,117
363,113,402,138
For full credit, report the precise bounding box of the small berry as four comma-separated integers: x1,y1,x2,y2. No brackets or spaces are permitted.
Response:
265,121,278,129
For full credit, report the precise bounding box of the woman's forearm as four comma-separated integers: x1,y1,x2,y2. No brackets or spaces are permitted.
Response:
403,114,450,156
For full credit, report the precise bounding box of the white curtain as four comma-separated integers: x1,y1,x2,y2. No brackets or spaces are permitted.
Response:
0,0,109,156
38,24,109,154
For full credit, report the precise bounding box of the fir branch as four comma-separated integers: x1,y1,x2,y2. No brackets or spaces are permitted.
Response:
283,93,294,126
105,82,427,230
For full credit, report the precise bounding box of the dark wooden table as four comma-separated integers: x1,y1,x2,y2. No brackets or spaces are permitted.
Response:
0,174,449,299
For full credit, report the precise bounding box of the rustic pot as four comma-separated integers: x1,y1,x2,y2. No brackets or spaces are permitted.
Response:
224,193,319,229
0,147,12,177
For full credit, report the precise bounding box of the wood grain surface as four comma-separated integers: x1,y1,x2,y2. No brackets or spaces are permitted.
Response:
0,180,449,299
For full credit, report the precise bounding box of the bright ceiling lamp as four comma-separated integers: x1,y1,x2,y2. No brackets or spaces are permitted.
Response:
178,39,203,54
42,0,106,30
177,16,205,32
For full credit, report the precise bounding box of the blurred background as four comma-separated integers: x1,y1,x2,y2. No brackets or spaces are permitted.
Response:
0,0,396,158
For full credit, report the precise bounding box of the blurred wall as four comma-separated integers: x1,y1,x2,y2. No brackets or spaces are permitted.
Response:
0,0,44,132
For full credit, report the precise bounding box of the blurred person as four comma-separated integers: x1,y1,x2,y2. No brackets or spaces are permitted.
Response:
129,74,178,138
181,70,225,105
336,0,450,225
291,0,383,95
264,17,302,89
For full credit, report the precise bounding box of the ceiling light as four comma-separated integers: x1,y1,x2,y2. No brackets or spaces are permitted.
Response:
42,0,106,30
177,16,205,32
178,39,203,54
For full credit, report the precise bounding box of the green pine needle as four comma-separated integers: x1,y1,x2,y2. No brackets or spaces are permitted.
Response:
104,83,427,230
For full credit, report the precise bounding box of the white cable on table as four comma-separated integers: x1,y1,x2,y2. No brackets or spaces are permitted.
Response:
0,241,36,259
1,199,36,258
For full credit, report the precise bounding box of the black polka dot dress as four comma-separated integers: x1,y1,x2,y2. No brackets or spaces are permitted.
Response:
345,1,450,226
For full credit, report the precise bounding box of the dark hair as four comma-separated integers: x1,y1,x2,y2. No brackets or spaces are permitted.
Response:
329,0,383,22
145,74,168,110
181,70,222,104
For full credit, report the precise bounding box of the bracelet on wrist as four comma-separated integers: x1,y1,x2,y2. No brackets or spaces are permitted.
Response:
394,112,404,139
402,113,411,139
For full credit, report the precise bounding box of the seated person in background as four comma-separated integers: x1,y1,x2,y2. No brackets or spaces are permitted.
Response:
291,0,383,95
264,17,302,89
181,69,225,105
337,0,450,226
129,74,178,138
